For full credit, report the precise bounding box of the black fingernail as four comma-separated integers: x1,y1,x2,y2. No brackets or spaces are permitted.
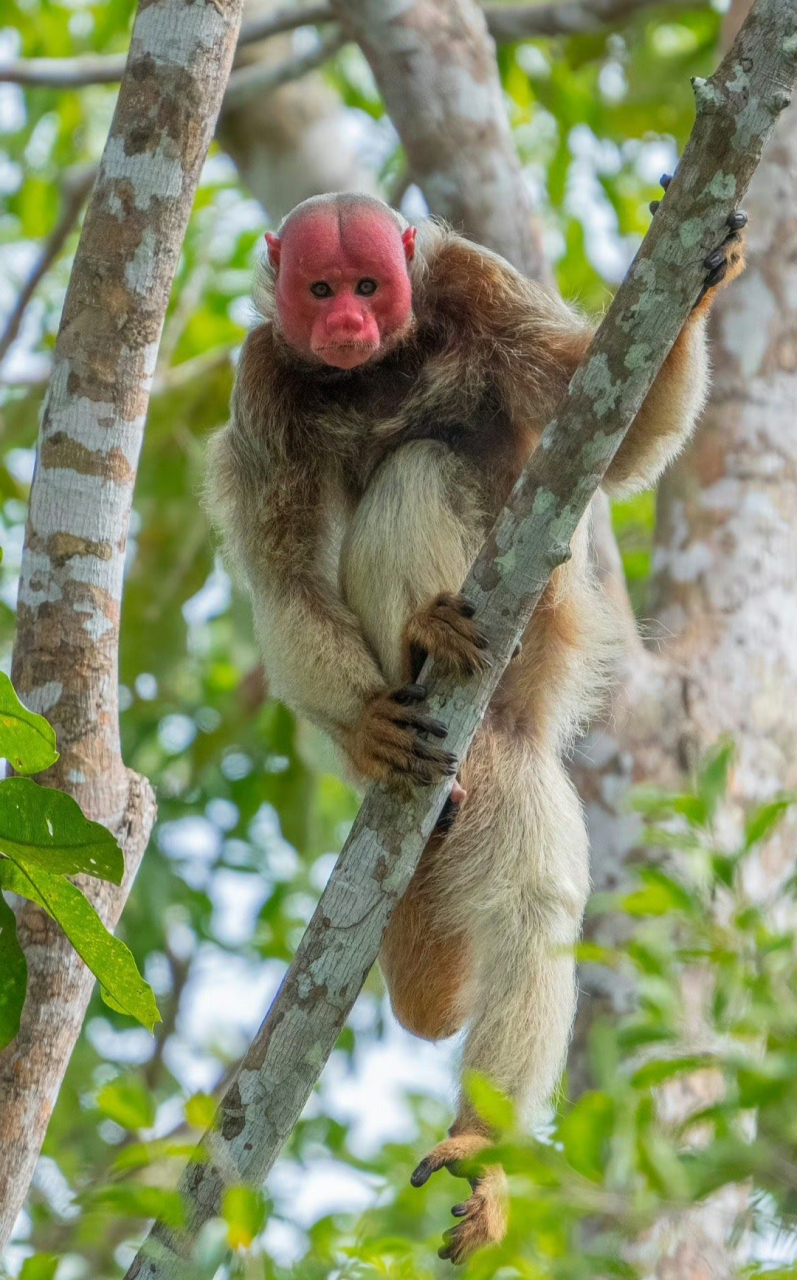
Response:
704,248,725,269
460,598,476,617
706,265,727,287
430,719,448,738
438,1246,453,1261
411,1160,432,1187
727,210,747,230
476,634,489,649
452,1203,468,1217
396,684,425,704
649,200,660,214
660,173,672,189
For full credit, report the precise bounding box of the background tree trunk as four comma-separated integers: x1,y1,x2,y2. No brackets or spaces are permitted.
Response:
0,0,244,1251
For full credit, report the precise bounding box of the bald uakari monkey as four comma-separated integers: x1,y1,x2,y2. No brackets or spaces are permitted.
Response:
207,190,745,1263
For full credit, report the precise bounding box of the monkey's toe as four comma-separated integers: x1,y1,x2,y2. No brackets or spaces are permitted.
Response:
693,212,747,312
439,1168,508,1264
406,593,490,680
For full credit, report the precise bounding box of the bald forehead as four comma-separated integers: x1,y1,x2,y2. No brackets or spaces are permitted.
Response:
280,203,405,274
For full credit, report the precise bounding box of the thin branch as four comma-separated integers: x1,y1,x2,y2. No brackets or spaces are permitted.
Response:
0,0,710,89
0,166,95,367
239,2,334,44
485,0,708,41
123,2,797,1273
222,30,346,109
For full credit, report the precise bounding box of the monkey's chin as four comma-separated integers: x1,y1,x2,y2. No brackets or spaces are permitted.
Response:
314,343,378,370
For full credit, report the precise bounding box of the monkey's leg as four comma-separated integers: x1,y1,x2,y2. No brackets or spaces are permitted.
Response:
380,832,473,1042
412,730,590,1264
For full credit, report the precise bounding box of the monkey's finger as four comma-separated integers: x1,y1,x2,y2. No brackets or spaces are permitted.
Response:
392,683,427,705
727,209,747,231
704,246,726,270
451,1203,468,1217
397,711,449,738
660,172,672,190
649,199,660,215
705,263,727,289
410,1157,436,1187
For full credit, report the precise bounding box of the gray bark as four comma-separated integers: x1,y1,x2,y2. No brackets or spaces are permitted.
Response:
123,4,797,1272
0,0,245,1253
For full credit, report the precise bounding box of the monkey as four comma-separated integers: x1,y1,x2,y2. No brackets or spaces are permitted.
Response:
206,189,745,1263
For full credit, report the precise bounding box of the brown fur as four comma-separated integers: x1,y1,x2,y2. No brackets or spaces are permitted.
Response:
206,196,744,1265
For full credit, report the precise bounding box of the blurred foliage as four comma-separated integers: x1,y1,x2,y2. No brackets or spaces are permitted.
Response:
2,0,788,1276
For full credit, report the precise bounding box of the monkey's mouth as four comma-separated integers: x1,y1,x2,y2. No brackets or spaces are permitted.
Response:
316,341,378,370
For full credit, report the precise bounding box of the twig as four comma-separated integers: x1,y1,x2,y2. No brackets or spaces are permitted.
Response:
0,0,711,89
222,30,346,109
485,0,709,41
0,167,95,368
122,2,797,1275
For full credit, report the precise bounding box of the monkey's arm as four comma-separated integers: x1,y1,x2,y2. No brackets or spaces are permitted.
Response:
206,414,387,742
436,220,742,500
600,307,711,497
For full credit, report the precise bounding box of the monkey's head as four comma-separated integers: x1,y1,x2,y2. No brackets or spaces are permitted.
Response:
265,195,417,370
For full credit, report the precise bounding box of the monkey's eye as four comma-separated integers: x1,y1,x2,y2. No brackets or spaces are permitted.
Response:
309,281,333,298
355,278,378,297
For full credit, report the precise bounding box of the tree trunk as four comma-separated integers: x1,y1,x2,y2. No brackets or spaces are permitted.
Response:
570,0,797,1269
217,0,377,222
0,0,244,1252
330,0,549,281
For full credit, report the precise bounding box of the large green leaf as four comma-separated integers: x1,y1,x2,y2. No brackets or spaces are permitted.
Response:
0,889,27,1049
0,776,123,883
0,673,58,775
0,861,159,1031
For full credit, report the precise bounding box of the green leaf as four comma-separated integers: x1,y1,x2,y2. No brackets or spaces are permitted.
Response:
185,1092,217,1129
0,777,124,883
559,1091,614,1182
0,673,58,775
621,868,695,917
96,1076,156,1131
696,739,735,823
111,1139,201,1174
0,890,26,1048
462,1070,515,1132
0,861,160,1031
19,1257,59,1280
91,1183,184,1229
743,796,795,851
631,1053,716,1089
223,1185,268,1249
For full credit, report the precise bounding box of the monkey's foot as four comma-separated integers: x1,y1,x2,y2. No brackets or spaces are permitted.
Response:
650,177,747,315
406,593,490,680
411,1134,508,1265
693,209,747,311
346,684,458,789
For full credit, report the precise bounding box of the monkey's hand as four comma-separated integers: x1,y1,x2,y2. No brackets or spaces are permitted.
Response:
345,684,459,790
651,173,747,315
405,593,490,682
411,1133,508,1265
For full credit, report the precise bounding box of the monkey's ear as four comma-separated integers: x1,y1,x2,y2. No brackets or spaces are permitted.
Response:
265,232,281,270
402,226,417,263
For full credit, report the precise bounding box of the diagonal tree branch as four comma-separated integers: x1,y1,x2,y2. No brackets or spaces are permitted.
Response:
0,0,245,1254
124,2,797,1273
0,0,711,89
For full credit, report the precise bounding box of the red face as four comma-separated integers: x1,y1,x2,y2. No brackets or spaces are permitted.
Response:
266,206,417,370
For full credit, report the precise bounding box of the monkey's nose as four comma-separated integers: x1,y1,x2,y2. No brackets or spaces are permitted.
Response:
327,309,364,335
